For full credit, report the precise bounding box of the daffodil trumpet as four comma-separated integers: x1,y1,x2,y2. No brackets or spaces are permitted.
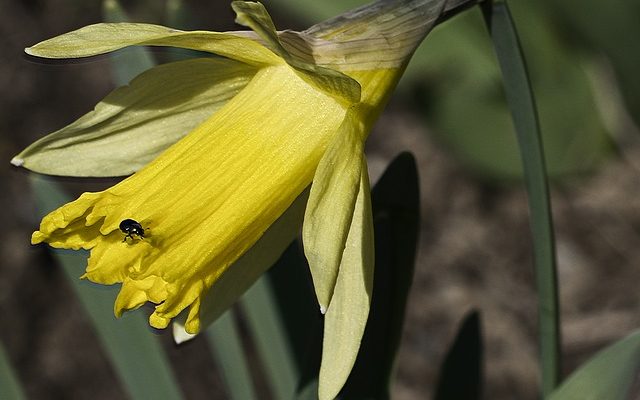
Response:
16,1,477,398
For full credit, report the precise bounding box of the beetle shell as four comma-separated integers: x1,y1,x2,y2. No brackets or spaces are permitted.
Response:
120,219,145,241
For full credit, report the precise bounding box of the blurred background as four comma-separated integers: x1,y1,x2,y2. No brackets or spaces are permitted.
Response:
2,0,640,398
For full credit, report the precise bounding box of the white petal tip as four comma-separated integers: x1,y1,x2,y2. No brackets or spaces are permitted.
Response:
24,47,34,56
10,157,24,167
320,304,327,314
172,322,196,344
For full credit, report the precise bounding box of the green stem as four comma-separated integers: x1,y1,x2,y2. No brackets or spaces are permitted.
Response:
206,311,258,400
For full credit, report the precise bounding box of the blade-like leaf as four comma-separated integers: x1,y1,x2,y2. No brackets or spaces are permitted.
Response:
417,4,610,180
0,342,25,400
341,152,421,399
266,242,324,394
433,310,483,400
482,1,560,396
550,330,640,400
30,175,182,400
241,276,298,399
206,311,258,400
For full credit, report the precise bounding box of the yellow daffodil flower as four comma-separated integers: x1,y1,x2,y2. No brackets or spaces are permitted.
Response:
14,0,476,398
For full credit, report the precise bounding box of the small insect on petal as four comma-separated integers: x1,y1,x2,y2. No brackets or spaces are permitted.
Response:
119,218,146,242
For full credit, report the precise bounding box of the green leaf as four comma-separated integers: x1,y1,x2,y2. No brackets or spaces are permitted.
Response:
13,58,255,177
265,243,324,398
549,330,640,400
541,0,640,128
0,342,25,400
30,175,183,400
341,152,421,399
102,0,156,86
265,0,360,21
434,311,483,400
206,312,258,400
241,276,298,399
482,1,560,396
165,0,195,30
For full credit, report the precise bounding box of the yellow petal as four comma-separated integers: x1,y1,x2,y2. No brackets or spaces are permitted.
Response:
303,110,364,311
13,58,256,176
319,160,374,400
33,64,347,332
173,189,308,341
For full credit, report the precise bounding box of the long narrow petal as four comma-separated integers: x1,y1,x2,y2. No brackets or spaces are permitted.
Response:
25,22,279,66
12,58,256,176
231,1,360,104
319,161,374,400
303,111,365,312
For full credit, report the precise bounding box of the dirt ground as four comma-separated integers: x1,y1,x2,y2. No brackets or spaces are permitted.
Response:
2,1,640,399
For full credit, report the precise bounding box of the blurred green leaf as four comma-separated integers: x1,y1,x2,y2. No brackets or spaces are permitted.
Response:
433,310,483,400
206,311,258,400
550,330,640,400
30,175,183,400
241,276,299,399
164,0,207,61
340,152,420,399
414,2,611,181
0,342,25,400
103,0,155,86
266,242,324,396
482,1,560,396
541,0,640,128
268,0,361,23
165,0,194,29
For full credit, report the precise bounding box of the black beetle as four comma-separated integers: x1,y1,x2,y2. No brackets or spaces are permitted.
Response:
119,219,146,242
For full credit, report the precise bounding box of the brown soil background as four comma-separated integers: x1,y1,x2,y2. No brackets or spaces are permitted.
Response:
2,1,640,399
